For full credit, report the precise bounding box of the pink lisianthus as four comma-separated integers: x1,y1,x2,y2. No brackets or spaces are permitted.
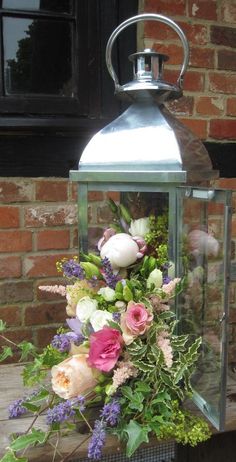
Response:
120,301,153,345
87,327,123,372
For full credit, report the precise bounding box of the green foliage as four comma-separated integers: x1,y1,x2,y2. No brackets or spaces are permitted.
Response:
0,346,13,362
0,319,7,332
123,421,150,457
10,429,47,451
0,451,28,462
23,345,67,386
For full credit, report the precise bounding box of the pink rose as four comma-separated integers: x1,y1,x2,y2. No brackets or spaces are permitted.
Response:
87,327,123,372
51,354,98,399
121,301,153,345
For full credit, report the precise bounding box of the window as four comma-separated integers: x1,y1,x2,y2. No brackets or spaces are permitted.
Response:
0,0,138,176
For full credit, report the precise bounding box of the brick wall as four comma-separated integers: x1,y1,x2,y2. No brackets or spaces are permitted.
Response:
141,0,236,140
0,178,78,357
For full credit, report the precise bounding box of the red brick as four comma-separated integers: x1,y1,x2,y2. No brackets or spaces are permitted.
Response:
211,25,236,48
190,47,215,69
226,97,236,116
36,279,67,301
73,227,78,247
209,119,236,140
188,0,217,20
0,179,34,203
0,256,21,278
153,43,183,66
71,182,78,201
24,253,73,278
105,191,120,202
165,69,205,92
218,50,236,72
36,180,68,201
0,206,20,228
0,306,21,326
144,0,186,15
144,21,208,46
196,96,224,116
0,281,33,303
0,230,32,253
209,72,236,94
24,301,66,326
215,178,236,190
167,96,194,116
179,118,207,139
88,191,105,201
232,217,236,237
37,229,70,250
24,204,77,227
207,202,224,215
36,327,59,349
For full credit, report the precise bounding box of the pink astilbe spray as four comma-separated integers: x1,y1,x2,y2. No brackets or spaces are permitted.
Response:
112,360,138,392
157,331,173,369
38,285,67,297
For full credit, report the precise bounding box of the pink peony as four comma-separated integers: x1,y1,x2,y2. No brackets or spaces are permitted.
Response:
121,301,153,345
100,233,140,270
87,327,123,372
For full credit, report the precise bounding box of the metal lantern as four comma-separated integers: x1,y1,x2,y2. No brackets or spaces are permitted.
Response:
70,14,233,432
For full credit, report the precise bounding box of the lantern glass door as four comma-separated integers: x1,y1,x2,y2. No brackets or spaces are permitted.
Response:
176,187,232,431
78,183,176,260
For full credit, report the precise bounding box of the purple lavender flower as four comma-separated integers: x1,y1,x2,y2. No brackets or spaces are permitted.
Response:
66,317,83,335
88,420,107,460
100,399,121,426
71,396,86,412
9,398,27,418
51,333,71,352
101,257,119,289
163,276,171,284
66,331,84,345
112,312,121,323
62,259,85,279
8,390,39,419
46,400,75,425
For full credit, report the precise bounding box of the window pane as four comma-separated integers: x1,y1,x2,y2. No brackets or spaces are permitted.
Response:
2,0,72,13
3,17,73,96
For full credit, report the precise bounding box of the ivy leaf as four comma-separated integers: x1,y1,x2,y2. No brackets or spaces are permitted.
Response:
18,341,36,361
124,420,150,457
0,346,13,362
10,429,47,451
0,319,7,332
0,451,28,462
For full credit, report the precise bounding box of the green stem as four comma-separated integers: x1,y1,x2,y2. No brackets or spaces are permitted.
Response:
60,434,91,462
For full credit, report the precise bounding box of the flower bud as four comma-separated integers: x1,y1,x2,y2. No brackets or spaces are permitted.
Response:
147,268,163,289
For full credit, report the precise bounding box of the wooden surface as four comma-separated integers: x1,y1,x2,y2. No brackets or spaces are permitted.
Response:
0,364,236,461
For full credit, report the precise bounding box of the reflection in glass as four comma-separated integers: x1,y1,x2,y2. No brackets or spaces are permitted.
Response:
2,0,72,13
3,18,72,95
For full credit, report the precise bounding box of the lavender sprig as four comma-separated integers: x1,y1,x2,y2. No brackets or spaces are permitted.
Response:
62,259,85,279
9,390,39,418
88,420,107,460
101,257,119,289
100,399,121,426
46,396,85,425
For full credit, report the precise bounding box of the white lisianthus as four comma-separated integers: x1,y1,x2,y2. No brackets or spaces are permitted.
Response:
90,310,113,332
129,217,150,238
98,287,116,302
76,296,98,323
147,268,163,289
100,233,139,269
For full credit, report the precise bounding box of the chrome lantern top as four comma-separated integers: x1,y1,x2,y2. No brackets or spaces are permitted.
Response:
78,13,217,184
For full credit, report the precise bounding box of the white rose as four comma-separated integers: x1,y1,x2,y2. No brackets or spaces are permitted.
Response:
129,217,150,238
90,310,113,331
98,287,116,302
100,233,139,269
147,268,163,289
76,296,98,323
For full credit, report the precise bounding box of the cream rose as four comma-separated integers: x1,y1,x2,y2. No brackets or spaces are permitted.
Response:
51,354,97,399
90,310,113,331
76,296,98,323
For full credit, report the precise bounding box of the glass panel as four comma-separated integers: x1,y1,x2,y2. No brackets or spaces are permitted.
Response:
176,187,232,430
3,17,72,95
86,190,169,254
2,0,72,14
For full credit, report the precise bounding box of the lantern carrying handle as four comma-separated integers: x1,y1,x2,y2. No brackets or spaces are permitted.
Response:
106,13,189,92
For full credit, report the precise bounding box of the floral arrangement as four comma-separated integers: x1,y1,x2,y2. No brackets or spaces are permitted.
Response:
0,199,211,462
